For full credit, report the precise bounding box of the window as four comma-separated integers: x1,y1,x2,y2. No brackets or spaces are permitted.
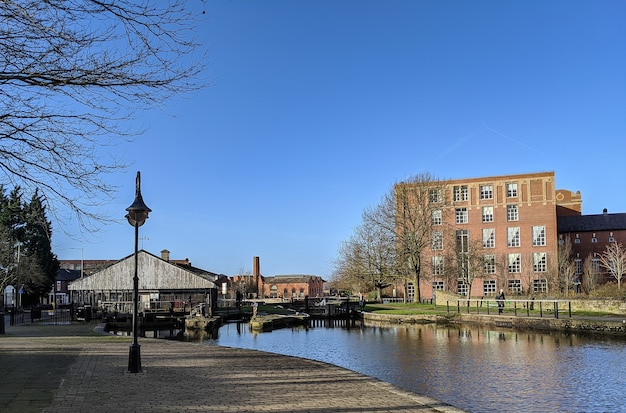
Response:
592,258,600,272
575,258,583,275
482,206,493,223
532,226,546,246
533,279,548,293
432,256,444,275
453,185,468,201
609,236,615,243
574,238,581,244
506,182,518,197
456,208,468,224
432,231,443,250
508,253,521,273
407,283,415,302
457,283,468,296
432,209,442,225
508,279,522,293
432,281,445,291
484,254,496,274
299,288,305,297
507,227,520,247
429,188,442,203
479,184,493,200
483,280,496,295
482,228,495,248
507,204,519,221
533,252,547,272
591,237,598,243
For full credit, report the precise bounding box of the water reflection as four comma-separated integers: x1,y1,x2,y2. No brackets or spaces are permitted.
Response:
204,320,626,412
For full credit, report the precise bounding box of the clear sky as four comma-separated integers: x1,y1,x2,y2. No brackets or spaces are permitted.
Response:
53,0,626,278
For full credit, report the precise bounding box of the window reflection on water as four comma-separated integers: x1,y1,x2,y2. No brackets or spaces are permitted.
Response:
203,321,626,412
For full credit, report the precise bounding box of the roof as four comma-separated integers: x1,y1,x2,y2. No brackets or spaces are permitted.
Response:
56,269,82,282
558,212,626,233
68,250,218,291
263,275,326,284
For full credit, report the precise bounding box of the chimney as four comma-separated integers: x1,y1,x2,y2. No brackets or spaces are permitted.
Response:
253,256,260,297
253,256,260,278
161,249,170,261
603,208,608,215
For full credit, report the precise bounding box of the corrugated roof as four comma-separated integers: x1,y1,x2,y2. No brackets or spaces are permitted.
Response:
264,275,325,284
558,213,626,232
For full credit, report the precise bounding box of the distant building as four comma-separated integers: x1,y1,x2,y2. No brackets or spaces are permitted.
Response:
49,269,82,306
262,275,325,299
557,209,626,283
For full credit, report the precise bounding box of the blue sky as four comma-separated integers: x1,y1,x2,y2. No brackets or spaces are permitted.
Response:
54,0,626,278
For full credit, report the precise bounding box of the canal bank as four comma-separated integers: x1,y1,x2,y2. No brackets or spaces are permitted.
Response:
360,310,626,335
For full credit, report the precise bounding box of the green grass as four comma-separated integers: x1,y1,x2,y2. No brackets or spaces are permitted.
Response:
363,302,624,318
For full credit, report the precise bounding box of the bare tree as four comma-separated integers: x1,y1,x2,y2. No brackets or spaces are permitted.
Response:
1,1,206,231
582,254,601,294
598,242,626,290
557,237,577,295
333,205,397,301
393,173,449,302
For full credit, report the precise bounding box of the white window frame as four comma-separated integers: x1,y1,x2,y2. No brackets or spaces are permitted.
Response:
507,227,520,247
507,204,519,221
506,182,518,197
508,253,521,273
432,281,445,291
533,279,548,293
480,184,493,200
455,208,468,224
508,279,522,293
429,188,442,203
484,254,496,274
483,280,497,295
482,206,493,223
575,258,583,275
482,228,495,248
432,209,442,226
431,231,443,250
532,225,546,246
453,185,468,202
432,256,444,276
533,252,547,272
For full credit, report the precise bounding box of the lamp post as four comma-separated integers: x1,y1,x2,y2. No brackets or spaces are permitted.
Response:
125,171,152,373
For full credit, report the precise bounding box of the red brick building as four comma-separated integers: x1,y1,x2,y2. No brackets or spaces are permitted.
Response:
262,275,325,299
396,171,582,299
557,209,626,284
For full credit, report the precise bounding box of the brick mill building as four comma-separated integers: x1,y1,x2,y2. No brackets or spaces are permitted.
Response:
396,171,584,300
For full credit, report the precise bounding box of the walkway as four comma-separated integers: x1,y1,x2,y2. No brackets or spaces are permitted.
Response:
0,322,465,413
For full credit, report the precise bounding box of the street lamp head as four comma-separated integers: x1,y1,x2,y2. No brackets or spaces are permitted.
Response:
125,171,152,227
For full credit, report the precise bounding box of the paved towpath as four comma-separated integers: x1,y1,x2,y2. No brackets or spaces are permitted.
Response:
0,322,465,413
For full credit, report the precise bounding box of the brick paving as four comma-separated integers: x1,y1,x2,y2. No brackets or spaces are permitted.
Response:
0,322,465,413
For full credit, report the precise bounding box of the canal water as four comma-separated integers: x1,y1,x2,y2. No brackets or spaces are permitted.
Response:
203,320,626,412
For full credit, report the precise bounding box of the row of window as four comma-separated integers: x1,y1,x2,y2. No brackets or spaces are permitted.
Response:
431,252,548,275
433,278,548,295
435,182,520,203
449,205,520,224
431,225,546,250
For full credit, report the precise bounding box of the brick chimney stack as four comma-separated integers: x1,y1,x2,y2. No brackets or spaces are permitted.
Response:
161,249,170,261
253,256,260,297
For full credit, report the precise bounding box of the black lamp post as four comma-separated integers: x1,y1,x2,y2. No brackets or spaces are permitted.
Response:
125,171,152,373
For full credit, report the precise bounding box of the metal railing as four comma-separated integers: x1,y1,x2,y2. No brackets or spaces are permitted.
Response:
447,298,572,318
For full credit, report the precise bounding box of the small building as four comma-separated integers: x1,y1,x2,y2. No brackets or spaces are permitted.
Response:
49,269,82,306
68,250,218,314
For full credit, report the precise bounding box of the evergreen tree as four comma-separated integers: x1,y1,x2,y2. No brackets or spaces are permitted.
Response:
0,187,58,306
